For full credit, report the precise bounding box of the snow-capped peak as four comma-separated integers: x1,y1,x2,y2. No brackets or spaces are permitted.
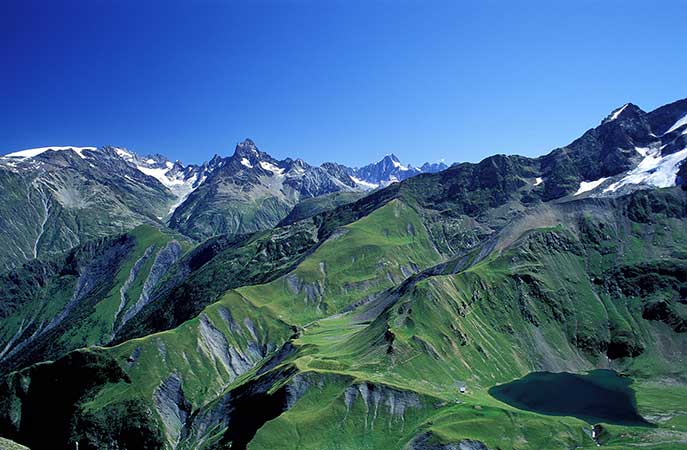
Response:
3,146,97,160
234,139,260,157
113,147,134,160
606,104,629,122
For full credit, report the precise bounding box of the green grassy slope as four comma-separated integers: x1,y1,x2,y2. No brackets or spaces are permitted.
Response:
238,198,442,323
0,195,448,449
1,188,686,450
237,193,687,450
0,156,176,271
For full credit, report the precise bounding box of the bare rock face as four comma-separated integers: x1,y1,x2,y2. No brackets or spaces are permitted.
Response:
343,382,422,429
153,373,191,447
197,313,263,380
0,234,136,370
405,432,492,450
117,240,182,329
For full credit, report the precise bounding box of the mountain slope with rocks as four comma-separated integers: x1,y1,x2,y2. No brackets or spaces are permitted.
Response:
166,139,359,240
0,146,178,271
0,141,444,268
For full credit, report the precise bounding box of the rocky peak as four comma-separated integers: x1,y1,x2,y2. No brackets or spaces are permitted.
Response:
207,154,224,168
283,158,310,173
228,139,280,172
234,138,259,155
602,103,645,125
380,153,406,168
420,161,448,173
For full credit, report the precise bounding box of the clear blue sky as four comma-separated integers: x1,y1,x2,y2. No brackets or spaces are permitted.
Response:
1,0,685,167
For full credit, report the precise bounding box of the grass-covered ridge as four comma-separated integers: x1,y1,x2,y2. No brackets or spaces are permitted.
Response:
238,198,443,323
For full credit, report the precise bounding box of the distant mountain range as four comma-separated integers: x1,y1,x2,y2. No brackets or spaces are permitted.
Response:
2,98,687,272
0,141,446,268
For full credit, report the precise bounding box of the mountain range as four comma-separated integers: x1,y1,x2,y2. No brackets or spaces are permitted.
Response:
0,141,447,269
0,98,686,450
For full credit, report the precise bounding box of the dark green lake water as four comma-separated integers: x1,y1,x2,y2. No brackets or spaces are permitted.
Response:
488,370,652,426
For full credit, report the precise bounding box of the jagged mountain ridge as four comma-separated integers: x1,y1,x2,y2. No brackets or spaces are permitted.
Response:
541,99,687,199
0,97,686,358
0,146,177,271
346,153,448,187
0,141,445,268
152,138,449,240
166,139,360,239
3,94,683,269
1,97,683,372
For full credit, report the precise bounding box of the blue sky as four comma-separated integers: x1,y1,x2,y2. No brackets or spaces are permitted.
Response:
1,0,685,167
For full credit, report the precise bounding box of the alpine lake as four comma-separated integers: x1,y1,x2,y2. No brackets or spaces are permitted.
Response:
489,369,653,426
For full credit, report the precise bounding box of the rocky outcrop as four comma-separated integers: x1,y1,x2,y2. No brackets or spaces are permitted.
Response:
197,313,255,379
117,240,182,330
112,245,155,336
406,432,492,450
153,373,191,448
343,382,421,429
0,235,135,365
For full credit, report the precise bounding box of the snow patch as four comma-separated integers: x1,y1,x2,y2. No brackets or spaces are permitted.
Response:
605,147,687,192
607,104,629,122
635,147,651,157
136,166,184,187
351,176,378,190
289,165,306,175
534,177,543,186
4,146,96,159
240,157,253,168
114,148,134,159
259,160,285,175
574,177,608,196
665,113,687,135
376,175,401,187
166,175,201,215
391,159,409,171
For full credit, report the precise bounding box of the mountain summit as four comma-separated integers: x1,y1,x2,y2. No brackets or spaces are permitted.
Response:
350,153,447,187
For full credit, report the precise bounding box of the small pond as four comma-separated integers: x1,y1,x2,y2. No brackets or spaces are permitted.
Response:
488,370,652,426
